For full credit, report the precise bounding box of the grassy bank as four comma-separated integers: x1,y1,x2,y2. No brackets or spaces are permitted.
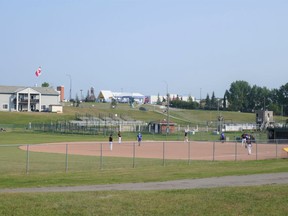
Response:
0,102,261,125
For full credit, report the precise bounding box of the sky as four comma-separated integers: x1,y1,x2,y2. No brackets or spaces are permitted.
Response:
0,0,287,100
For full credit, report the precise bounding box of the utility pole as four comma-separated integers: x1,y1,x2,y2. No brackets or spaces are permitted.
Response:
167,91,170,134
200,87,202,109
164,81,170,135
66,74,72,101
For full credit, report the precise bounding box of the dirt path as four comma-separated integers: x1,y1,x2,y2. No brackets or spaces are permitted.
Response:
1,173,287,193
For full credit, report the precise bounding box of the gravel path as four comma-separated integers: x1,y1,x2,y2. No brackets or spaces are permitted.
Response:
1,173,287,193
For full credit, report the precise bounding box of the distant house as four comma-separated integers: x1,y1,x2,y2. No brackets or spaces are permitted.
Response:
0,85,60,112
97,90,114,102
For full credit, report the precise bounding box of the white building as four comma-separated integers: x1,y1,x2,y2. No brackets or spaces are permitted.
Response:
0,85,60,112
97,90,145,103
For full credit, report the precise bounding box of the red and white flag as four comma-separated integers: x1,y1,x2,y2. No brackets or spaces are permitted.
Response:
35,66,42,77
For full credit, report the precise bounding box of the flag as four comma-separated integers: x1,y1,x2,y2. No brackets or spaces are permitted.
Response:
35,67,42,77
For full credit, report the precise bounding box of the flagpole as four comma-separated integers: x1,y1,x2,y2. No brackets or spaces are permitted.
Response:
35,66,42,87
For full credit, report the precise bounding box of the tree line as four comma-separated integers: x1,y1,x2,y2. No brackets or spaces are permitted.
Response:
167,80,288,116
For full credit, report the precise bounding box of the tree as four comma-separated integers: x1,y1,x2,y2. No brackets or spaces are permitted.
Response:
277,83,288,115
246,85,273,112
111,98,117,109
156,93,161,105
210,91,217,110
129,97,135,108
223,90,228,110
75,94,80,107
268,88,281,115
85,90,90,102
169,99,198,109
41,82,49,87
85,87,96,102
247,85,267,112
188,95,193,103
226,80,251,112
204,94,211,110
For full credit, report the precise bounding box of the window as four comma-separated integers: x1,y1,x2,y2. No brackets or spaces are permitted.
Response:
2,104,8,109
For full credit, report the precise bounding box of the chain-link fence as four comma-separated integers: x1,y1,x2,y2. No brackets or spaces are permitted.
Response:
1,140,287,175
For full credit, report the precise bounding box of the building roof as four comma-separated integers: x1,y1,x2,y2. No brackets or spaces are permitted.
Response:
0,85,59,95
97,90,114,100
113,92,145,99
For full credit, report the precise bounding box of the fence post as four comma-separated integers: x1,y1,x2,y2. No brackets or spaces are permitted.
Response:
256,141,258,161
65,144,68,173
276,139,278,159
26,144,30,175
133,142,136,168
162,141,166,166
212,141,215,161
100,143,103,170
235,141,237,161
188,141,191,165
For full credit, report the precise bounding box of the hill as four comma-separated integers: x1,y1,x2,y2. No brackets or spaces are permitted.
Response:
0,102,277,127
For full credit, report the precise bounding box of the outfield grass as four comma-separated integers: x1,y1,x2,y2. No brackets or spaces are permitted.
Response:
0,129,268,145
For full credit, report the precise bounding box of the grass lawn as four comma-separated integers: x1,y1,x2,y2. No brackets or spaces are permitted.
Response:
0,184,287,216
0,109,287,215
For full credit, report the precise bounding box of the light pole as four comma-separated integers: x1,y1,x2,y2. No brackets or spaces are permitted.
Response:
200,88,202,109
164,81,170,134
66,74,72,101
217,98,223,132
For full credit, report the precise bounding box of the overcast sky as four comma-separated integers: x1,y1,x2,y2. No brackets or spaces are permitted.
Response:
0,0,287,100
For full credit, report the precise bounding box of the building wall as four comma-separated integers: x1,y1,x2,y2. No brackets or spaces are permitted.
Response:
0,94,12,111
57,86,65,102
41,95,60,111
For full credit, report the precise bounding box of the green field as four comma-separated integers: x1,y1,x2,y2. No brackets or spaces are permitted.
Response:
0,184,287,216
0,104,287,215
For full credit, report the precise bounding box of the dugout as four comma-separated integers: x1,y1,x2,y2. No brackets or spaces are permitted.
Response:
148,120,176,134
267,126,288,142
